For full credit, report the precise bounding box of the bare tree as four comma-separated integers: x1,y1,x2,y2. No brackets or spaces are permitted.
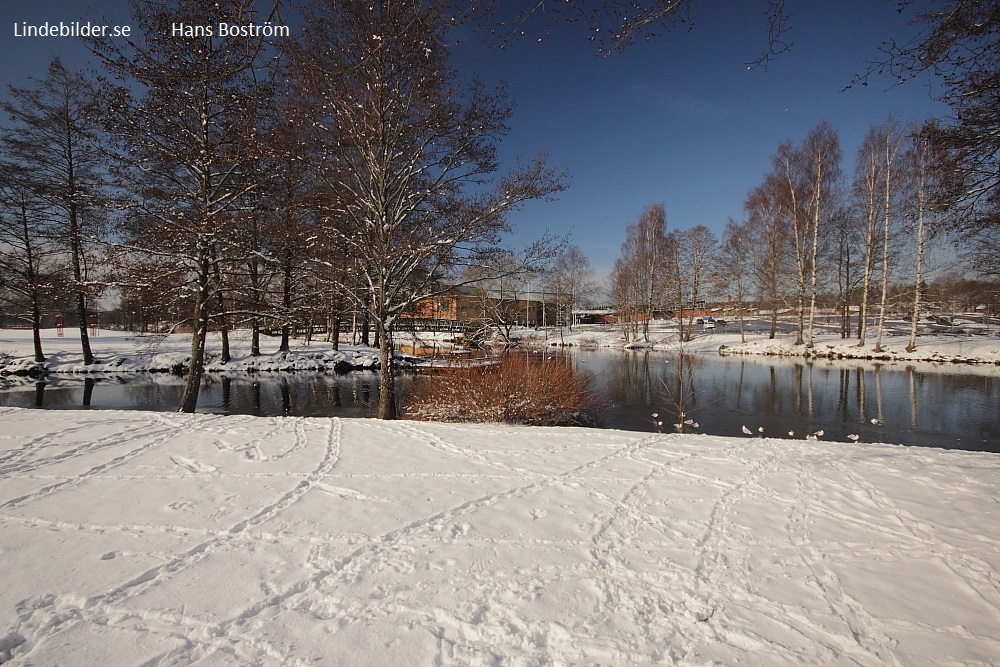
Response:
853,127,882,347
830,204,861,339
608,254,641,343
872,118,907,353
744,177,791,339
770,122,841,347
265,96,321,355
548,245,598,334
800,122,842,347
293,0,567,419
94,0,274,412
904,123,949,352
720,219,751,343
613,204,669,342
1,58,109,365
467,0,791,62
461,248,542,344
852,119,906,349
673,225,718,341
860,0,1000,235
0,165,62,362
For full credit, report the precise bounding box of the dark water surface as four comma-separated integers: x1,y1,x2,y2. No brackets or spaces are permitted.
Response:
0,372,392,419
572,350,999,452
2,350,997,452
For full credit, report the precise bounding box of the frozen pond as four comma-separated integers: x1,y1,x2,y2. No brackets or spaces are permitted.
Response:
2,350,997,452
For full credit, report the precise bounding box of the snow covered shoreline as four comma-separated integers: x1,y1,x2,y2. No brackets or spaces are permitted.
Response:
1,322,998,382
1,407,998,665
517,320,1000,366
0,329,380,378
718,335,1000,365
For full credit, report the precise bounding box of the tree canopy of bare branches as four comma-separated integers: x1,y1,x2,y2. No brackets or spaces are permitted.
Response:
93,0,274,412
291,0,567,418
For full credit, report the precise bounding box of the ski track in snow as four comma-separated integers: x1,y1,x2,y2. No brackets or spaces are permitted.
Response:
1,406,999,665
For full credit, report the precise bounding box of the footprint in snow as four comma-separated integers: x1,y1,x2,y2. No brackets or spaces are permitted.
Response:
169,456,217,474
469,557,491,574
213,439,233,452
314,482,377,501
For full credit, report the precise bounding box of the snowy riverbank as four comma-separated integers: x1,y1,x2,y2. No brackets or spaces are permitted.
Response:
2,320,998,382
1,408,998,665
517,318,1000,365
0,329,379,378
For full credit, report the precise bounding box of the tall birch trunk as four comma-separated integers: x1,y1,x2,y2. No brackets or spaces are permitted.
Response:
874,134,900,353
856,160,878,347
906,139,929,353
805,161,823,348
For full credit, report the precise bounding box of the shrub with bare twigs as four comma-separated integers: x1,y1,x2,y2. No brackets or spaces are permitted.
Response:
405,354,599,426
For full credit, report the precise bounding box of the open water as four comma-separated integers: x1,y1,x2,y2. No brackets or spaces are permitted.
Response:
2,350,997,452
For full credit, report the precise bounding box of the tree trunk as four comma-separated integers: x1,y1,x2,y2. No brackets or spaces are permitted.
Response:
361,298,371,346
20,203,46,363
279,248,293,352
805,180,822,348
873,173,893,353
215,293,230,362
331,313,340,351
251,317,260,357
31,292,45,363
178,246,211,413
69,204,94,365
839,240,852,339
906,213,924,352
211,245,230,363
376,323,397,419
856,222,876,347
249,257,261,357
795,281,806,346
906,149,927,353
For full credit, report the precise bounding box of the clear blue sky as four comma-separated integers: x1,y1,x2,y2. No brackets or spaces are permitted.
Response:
1,1,948,280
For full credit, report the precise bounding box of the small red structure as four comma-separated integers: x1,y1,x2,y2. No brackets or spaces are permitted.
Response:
55,315,64,337
88,314,98,336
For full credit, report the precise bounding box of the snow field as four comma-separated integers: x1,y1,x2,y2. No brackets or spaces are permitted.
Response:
1,407,999,665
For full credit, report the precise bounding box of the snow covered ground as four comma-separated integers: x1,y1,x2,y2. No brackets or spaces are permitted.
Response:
2,316,998,382
2,407,999,665
0,329,379,378
517,317,1000,365
2,324,996,387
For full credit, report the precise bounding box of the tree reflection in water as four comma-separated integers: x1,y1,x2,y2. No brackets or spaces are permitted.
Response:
3,355,997,451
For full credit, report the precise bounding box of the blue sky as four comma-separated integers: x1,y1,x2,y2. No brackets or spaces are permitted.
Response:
2,1,948,279
453,2,949,277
